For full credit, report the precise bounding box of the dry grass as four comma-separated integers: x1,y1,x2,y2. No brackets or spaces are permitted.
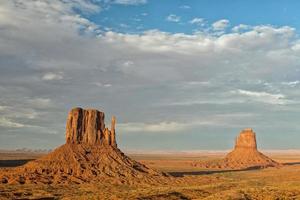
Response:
1,152,300,199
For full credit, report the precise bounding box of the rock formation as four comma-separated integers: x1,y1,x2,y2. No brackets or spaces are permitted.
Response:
234,128,257,149
111,116,117,147
0,108,166,185
193,128,280,170
65,108,105,145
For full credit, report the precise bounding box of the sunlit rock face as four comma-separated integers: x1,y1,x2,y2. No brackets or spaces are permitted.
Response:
65,108,116,147
234,128,257,150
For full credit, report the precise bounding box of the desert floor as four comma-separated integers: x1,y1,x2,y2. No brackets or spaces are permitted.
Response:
1,151,300,199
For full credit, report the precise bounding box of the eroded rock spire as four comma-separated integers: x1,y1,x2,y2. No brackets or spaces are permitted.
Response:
111,116,117,147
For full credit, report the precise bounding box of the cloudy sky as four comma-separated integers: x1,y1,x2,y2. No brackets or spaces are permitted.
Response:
1,0,300,151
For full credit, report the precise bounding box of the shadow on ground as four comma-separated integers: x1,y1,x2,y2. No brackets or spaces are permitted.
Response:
168,162,300,177
168,167,263,177
283,162,300,166
0,159,34,168
137,191,190,200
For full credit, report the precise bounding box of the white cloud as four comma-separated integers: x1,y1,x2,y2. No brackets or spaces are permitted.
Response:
120,23,129,28
291,43,300,51
27,98,52,108
93,82,112,87
233,89,289,105
123,60,134,66
119,120,215,133
212,19,230,31
232,24,251,32
119,121,186,132
111,0,147,5
189,18,205,25
119,113,256,133
0,117,27,128
166,14,181,22
185,81,211,86
0,106,8,111
282,81,300,87
0,105,39,120
180,5,191,9
42,72,63,80
103,25,296,54
167,99,245,106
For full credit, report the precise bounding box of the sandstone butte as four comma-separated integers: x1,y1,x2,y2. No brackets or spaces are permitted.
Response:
193,128,280,170
0,108,166,185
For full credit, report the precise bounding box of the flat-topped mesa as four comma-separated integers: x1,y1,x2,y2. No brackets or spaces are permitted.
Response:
234,128,257,150
65,107,117,146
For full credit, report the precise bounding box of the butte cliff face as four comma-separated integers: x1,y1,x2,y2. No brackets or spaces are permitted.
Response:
234,128,257,150
0,108,165,185
65,108,116,147
193,128,280,170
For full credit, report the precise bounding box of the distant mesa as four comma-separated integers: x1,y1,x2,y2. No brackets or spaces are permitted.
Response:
193,128,280,170
0,107,166,185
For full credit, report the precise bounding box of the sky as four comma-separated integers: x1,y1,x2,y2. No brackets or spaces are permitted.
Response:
1,0,300,151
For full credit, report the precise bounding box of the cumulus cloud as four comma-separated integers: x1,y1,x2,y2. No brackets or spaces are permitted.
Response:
282,81,300,87
119,120,217,133
119,113,256,133
179,5,191,9
189,18,205,25
119,121,187,132
0,117,27,128
93,82,112,87
232,24,251,32
0,106,8,111
212,19,230,30
167,99,245,106
26,98,52,108
166,14,181,22
111,0,147,5
233,90,289,105
42,72,64,81
103,25,297,56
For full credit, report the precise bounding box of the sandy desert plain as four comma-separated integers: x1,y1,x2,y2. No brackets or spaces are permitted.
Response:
1,150,300,199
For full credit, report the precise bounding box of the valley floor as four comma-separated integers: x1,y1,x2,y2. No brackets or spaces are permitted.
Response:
1,152,300,199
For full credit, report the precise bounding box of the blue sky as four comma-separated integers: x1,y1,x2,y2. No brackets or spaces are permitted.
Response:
1,0,300,151
91,0,300,34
